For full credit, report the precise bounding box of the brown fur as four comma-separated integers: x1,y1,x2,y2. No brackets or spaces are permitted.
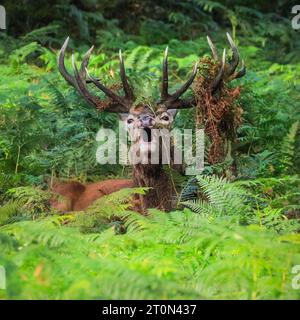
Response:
50,179,134,212
132,164,174,212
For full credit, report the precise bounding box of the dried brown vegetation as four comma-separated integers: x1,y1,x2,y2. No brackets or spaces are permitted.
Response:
194,56,243,164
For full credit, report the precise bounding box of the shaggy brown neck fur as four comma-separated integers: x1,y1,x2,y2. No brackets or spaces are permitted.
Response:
132,163,174,212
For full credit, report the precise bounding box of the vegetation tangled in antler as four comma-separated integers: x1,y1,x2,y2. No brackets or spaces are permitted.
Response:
194,33,245,166
195,57,243,165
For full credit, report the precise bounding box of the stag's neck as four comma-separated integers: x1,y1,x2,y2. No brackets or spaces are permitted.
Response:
132,163,174,212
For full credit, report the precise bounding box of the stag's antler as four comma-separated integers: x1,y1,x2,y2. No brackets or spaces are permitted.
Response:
58,37,134,113
159,47,198,110
58,34,245,112
206,32,246,93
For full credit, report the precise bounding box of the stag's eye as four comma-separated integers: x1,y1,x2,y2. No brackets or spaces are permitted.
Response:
127,118,134,124
161,115,169,121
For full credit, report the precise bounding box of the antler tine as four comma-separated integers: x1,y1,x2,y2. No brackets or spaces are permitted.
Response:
235,59,246,78
85,68,129,109
80,45,94,75
58,37,131,113
230,59,246,80
206,33,246,89
207,35,219,61
161,46,169,101
58,37,77,87
73,59,127,113
119,50,134,102
211,49,226,93
71,54,103,108
207,35,227,93
159,46,197,109
225,32,240,77
58,37,95,86
168,62,198,102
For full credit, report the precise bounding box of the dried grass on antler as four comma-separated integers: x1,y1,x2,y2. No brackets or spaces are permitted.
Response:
194,50,244,164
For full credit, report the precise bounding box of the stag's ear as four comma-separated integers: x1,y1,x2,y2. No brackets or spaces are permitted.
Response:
168,109,178,119
118,113,129,121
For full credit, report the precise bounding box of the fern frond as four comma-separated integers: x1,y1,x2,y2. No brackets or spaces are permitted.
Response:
181,175,250,218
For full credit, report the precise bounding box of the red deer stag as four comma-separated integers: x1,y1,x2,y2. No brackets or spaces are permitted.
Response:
54,33,245,213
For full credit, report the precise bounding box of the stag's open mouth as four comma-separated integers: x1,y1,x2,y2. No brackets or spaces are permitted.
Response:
142,128,152,143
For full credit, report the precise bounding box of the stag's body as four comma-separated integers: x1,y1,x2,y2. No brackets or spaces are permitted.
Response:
50,179,134,212
56,33,245,212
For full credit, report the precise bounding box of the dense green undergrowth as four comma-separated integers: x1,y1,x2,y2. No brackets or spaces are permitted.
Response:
1,176,300,299
0,1,300,299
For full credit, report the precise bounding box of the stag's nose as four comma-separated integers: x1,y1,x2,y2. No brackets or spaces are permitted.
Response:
138,115,155,128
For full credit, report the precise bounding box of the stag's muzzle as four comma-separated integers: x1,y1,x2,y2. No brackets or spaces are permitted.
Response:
138,114,155,128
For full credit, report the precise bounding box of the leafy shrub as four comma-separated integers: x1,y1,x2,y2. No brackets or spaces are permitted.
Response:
4,187,52,218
